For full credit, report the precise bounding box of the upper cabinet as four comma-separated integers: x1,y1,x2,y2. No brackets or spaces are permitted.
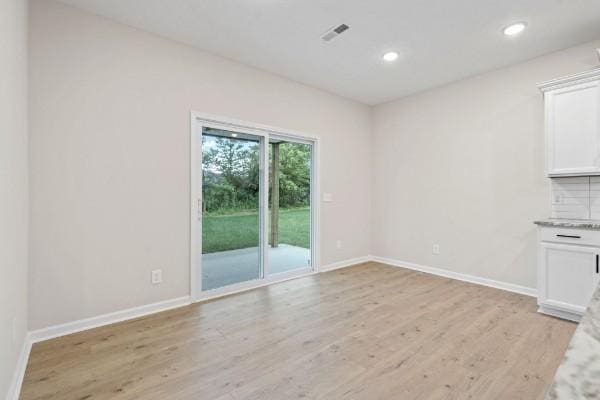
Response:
539,69,600,177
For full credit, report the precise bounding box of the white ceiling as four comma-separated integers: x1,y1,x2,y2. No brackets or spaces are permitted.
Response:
57,0,600,105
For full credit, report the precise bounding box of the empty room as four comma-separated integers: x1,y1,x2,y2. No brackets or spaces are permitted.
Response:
3,0,600,399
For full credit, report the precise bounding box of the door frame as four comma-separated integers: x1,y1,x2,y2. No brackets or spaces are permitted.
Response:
190,111,320,302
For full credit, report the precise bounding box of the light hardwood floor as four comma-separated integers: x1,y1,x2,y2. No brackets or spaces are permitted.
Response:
21,262,576,400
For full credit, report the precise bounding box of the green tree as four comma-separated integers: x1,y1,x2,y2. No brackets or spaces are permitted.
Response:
202,136,259,212
275,143,311,208
202,135,311,214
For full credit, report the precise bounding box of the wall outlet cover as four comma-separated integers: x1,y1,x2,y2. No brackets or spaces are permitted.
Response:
553,194,562,204
151,269,162,285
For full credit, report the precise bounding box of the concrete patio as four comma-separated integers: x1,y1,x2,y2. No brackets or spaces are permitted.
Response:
201,244,311,291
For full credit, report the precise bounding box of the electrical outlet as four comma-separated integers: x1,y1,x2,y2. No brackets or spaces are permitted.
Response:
336,240,342,249
553,194,562,204
432,244,440,255
151,269,162,285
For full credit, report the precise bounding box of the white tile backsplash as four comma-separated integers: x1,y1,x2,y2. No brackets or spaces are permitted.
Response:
551,177,591,219
590,177,600,219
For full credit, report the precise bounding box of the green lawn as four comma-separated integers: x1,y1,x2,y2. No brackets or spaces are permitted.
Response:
202,208,310,254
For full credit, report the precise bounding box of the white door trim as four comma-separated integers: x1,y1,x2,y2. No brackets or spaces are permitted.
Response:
190,111,320,302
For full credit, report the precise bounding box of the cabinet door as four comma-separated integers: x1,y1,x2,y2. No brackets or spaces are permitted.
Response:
546,80,600,176
539,243,599,314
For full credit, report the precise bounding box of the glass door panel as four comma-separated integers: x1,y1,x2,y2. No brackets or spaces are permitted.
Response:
200,127,263,291
268,138,312,275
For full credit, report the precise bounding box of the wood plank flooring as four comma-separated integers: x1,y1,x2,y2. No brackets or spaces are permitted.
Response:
20,262,576,400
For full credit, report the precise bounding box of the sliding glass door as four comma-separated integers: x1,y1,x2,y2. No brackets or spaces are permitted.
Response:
200,127,263,291
193,117,316,298
268,137,312,275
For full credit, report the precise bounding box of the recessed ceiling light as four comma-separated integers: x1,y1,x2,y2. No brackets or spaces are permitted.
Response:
503,22,527,36
382,51,399,62
231,133,238,137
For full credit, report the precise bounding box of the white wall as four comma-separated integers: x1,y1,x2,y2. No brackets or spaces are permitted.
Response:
0,0,28,397
28,0,600,333
29,0,372,330
372,39,600,290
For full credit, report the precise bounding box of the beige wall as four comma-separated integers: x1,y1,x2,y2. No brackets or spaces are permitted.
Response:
29,0,372,330
0,0,28,396
28,0,600,332
372,39,600,290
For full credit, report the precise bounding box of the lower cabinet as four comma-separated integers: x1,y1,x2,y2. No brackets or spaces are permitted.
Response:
538,230,600,321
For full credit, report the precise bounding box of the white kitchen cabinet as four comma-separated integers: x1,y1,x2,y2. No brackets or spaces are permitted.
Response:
537,226,600,321
539,69,600,177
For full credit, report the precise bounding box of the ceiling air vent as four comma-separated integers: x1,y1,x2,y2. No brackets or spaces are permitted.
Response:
321,24,350,42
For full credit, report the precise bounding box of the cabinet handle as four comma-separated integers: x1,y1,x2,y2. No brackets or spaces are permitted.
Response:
596,255,599,274
556,234,581,239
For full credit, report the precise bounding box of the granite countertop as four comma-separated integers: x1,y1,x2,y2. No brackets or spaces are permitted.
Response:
545,282,600,399
534,218,600,230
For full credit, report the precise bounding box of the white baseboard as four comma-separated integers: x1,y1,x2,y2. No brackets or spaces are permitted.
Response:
538,305,581,322
371,256,537,297
31,254,529,345
12,255,536,399
320,255,372,272
28,256,374,345
6,334,32,400
28,296,191,344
